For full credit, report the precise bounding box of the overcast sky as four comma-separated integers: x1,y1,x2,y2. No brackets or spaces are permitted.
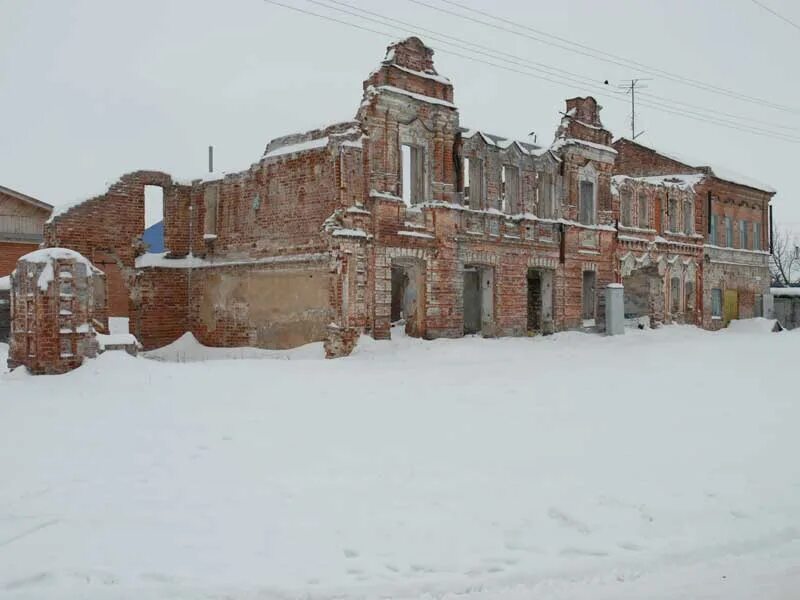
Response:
2,0,798,233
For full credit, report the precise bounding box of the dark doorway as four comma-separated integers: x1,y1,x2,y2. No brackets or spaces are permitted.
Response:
391,266,408,323
527,270,542,331
582,270,596,323
463,267,482,334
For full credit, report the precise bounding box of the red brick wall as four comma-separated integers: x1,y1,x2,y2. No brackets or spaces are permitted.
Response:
0,241,38,276
131,267,188,351
613,138,699,177
44,171,183,317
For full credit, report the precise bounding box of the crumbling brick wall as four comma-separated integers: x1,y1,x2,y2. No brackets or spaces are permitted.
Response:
132,267,189,351
8,249,106,374
44,171,182,318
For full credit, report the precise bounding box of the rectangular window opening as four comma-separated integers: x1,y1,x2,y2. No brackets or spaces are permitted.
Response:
401,144,413,207
463,157,470,204
620,189,632,227
725,217,733,247
467,157,484,210
579,180,595,225
400,144,425,206
683,200,693,235
144,185,165,253
711,288,723,318
637,193,648,228
668,197,679,232
502,165,519,214
710,214,718,245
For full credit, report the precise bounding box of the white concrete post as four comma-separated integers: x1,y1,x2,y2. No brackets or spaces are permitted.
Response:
605,283,625,336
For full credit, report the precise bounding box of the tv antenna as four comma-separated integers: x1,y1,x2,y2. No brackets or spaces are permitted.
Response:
616,79,651,139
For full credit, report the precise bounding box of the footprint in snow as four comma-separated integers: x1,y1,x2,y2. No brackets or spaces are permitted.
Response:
547,507,591,534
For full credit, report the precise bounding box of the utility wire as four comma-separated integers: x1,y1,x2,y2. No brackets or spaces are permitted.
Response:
318,0,799,133
410,0,800,115
750,0,800,31
263,0,800,143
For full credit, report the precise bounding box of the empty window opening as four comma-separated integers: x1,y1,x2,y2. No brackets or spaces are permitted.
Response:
637,193,648,228
402,145,412,206
582,270,596,324
754,222,762,250
725,216,733,247
144,185,165,253
401,144,424,206
466,157,484,209
740,220,749,249
710,214,718,245
685,281,695,320
537,172,553,218
670,277,681,315
683,200,693,235
463,157,470,203
579,180,595,225
620,189,632,227
668,196,679,232
502,165,519,214
204,184,219,237
711,288,723,318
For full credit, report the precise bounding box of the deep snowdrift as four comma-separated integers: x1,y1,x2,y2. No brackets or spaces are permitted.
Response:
1,323,799,599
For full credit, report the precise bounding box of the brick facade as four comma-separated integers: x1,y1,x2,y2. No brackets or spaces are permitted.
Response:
613,138,773,329
15,36,774,367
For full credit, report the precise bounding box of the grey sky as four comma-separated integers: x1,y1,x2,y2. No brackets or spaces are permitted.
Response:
1,0,798,232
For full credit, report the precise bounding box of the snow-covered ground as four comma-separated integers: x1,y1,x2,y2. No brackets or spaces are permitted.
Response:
1,322,799,599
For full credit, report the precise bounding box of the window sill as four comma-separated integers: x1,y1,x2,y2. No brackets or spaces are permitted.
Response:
711,316,722,321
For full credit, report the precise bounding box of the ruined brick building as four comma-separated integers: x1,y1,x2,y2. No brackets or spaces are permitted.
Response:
14,37,775,363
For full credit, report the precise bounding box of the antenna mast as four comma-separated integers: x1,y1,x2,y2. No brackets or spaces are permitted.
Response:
617,79,651,139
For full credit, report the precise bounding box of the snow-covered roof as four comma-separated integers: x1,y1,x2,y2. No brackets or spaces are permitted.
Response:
617,138,775,194
771,287,800,297
612,173,706,192
459,128,551,157
366,85,457,109
551,137,617,155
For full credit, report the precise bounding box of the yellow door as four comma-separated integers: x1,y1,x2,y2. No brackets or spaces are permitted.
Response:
723,290,739,326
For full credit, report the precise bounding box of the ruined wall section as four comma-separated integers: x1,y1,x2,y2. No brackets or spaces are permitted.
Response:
358,37,459,205
132,267,189,351
551,98,618,329
555,97,613,147
186,257,334,350
460,132,560,215
44,170,185,320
